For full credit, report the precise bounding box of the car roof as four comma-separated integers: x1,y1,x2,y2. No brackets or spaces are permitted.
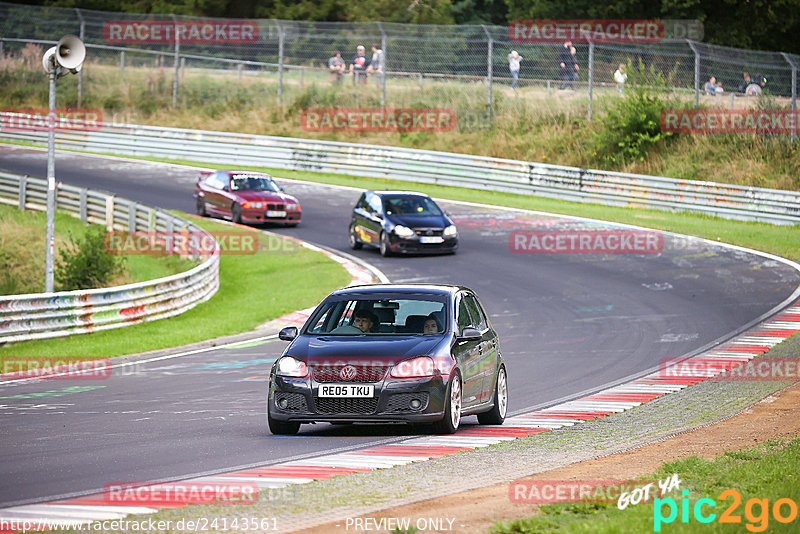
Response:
222,171,274,179
368,190,432,198
328,284,470,298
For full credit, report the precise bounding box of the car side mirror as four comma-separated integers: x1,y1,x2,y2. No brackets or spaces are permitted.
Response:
279,326,298,341
458,327,481,342
222,185,229,192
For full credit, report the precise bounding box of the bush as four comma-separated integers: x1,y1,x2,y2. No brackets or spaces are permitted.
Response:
591,61,680,166
56,226,124,290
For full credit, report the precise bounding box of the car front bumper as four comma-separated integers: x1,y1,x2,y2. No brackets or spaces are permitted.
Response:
387,235,458,254
268,374,449,423
242,209,302,224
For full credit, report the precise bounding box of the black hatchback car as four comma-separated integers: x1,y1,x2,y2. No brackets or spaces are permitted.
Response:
348,191,458,256
267,284,507,435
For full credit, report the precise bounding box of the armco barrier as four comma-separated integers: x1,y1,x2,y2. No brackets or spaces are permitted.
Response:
1,115,798,225
0,171,219,343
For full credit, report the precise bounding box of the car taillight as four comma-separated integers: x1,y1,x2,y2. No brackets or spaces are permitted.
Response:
390,356,438,378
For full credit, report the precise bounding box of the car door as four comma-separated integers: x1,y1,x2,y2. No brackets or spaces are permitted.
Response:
203,172,229,216
452,293,483,408
352,193,371,244
463,293,498,403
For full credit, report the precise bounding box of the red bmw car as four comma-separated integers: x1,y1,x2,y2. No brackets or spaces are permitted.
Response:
194,171,301,226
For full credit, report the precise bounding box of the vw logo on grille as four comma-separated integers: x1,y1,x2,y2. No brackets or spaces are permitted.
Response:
339,365,357,380
426,230,434,236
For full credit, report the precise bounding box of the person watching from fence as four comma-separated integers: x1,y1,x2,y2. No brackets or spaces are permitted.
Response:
368,44,384,87
569,46,579,88
508,50,522,90
328,51,345,83
613,63,627,94
558,40,572,89
350,45,371,85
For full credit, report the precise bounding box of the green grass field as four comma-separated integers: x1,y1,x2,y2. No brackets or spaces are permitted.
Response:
0,215,351,359
492,438,800,533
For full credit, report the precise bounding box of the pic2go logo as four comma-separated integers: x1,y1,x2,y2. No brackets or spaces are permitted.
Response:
654,489,798,532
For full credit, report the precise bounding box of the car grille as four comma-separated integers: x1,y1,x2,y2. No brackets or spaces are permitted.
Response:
312,364,390,383
414,228,444,237
274,392,307,412
267,203,285,210
315,397,379,414
385,393,429,413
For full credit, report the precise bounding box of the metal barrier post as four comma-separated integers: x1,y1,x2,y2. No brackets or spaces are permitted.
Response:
18,174,27,211
172,15,179,108
299,66,304,87
105,195,114,231
588,41,594,121
79,188,87,222
482,25,493,118
120,50,125,74
75,8,84,107
687,40,700,109
276,20,284,106
128,203,136,233
237,63,242,80
781,53,797,145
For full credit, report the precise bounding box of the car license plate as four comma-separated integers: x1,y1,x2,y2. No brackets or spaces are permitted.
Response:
266,210,287,218
420,236,444,244
318,384,374,398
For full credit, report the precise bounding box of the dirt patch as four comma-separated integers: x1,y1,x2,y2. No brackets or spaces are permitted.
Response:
295,381,800,534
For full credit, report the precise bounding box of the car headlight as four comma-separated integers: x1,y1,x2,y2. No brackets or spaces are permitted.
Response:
390,356,439,378
443,224,458,237
394,225,416,238
285,203,299,211
276,356,308,377
243,202,264,209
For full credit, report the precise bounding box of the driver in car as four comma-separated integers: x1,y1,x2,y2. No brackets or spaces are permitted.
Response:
423,314,441,334
353,309,376,333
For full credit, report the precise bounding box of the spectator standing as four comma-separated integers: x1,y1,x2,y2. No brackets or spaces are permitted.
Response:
350,45,371,85
613,63,627,94
738,72,752,93
328,51,345,83
569,46,579,89
508,50,522,90
704,76,725,95
369,44,385,87
558,40,572,89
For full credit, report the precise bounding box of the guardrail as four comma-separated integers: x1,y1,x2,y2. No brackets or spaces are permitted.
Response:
0,170,219,343
0,115,799,224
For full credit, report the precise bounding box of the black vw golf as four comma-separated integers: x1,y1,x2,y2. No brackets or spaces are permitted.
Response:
267,284,507,435
348,191,458,256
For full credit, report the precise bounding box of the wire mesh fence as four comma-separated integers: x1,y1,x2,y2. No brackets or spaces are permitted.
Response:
0,1,796,140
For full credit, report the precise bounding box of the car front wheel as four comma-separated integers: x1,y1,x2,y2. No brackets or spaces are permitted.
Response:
433,372,462,434
267,402,300,435
478,365,508,425
379,232,392,257
349,224,363,249
231,203,242,224
196,198,207,216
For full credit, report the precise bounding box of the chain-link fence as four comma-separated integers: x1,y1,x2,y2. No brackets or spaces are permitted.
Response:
0,1,797,140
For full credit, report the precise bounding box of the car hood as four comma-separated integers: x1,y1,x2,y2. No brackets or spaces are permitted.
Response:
289,335,444,365
387,214,450,229
234,191,297,203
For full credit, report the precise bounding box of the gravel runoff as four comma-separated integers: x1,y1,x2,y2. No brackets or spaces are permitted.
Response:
89,334,800,534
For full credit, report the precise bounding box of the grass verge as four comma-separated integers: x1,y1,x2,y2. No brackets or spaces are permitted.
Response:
492,437,800,533
0,215,351,359
0,203,191,295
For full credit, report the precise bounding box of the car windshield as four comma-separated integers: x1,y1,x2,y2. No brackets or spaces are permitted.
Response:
230,175,280,192
383,196,443,217
305,296,448,336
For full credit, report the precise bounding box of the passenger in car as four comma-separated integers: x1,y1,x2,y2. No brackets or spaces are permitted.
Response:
423,314,442,334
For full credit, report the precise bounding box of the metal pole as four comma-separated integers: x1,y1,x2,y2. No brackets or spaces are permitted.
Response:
781,53,797,145
686,39,700,109
120,50,125,74
45,64,57,293
482,25,493,117
172,15,179,108
587,41,594,121
238,63,243,80
377,22,387,108
75,8,84,107
276,20,284,106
